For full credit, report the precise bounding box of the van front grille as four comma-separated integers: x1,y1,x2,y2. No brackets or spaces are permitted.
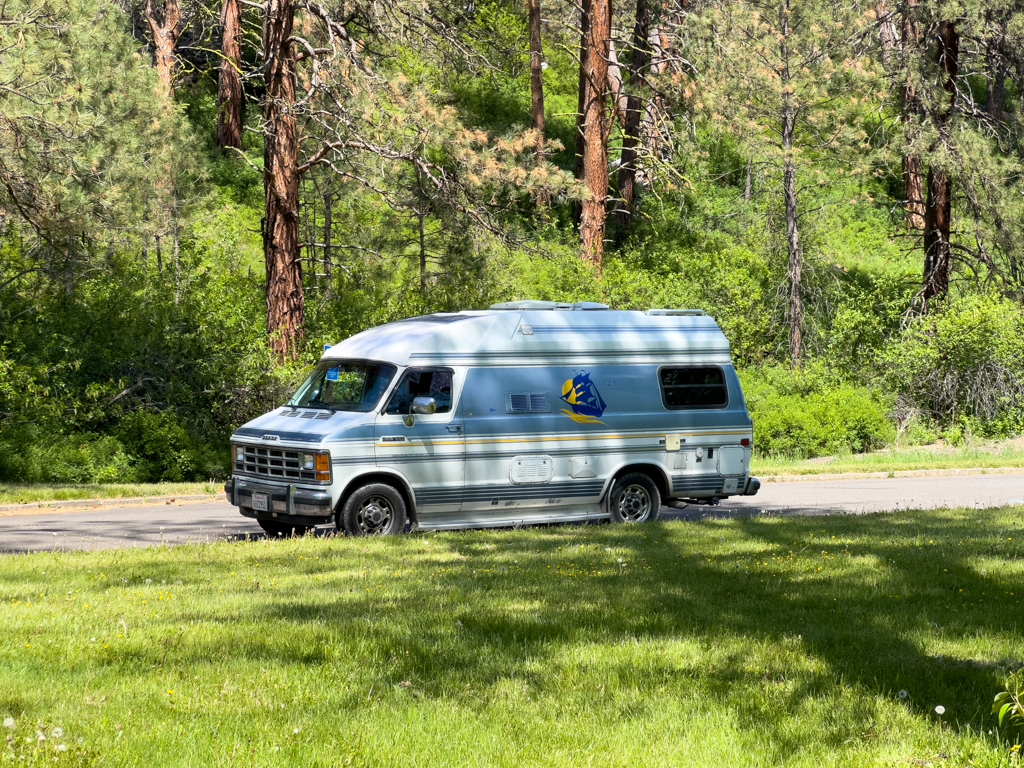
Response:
234,445,316,481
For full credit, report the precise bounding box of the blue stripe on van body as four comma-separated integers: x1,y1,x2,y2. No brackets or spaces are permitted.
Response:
416,480,604,506
672,475,723,494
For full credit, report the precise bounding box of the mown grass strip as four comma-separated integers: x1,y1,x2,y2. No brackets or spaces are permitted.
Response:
1,508,1023,766
0,482,220,507
753,443,1024,476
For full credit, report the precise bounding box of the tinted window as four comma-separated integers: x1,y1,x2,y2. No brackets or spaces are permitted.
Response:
660,367,728,408
385,369,454,414
289,361,396,412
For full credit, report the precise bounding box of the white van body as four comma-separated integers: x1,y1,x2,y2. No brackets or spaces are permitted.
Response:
224,302,759,533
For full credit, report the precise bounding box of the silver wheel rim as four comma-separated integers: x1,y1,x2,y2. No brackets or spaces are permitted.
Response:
356,494,393,535
616,484,651,522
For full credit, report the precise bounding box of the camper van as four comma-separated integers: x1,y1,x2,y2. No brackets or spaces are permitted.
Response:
224,302,760,536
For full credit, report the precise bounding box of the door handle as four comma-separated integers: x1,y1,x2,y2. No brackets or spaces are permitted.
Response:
446,424,463,433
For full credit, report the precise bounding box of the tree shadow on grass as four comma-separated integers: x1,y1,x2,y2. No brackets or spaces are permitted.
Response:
30,509,1022,759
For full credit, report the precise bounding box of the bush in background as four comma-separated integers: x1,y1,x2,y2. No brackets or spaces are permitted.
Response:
882,294,1024,438
0,430,137,484
739,363,894,458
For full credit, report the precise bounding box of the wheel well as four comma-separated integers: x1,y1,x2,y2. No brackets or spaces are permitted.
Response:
339,473,417,527
609,464,670,501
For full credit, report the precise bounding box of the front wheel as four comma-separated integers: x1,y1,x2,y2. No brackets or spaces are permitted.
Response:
606,473,661,524
258,519,312,537
340,482,407,536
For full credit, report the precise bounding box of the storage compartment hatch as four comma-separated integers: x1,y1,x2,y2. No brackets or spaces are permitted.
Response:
510,456,553,484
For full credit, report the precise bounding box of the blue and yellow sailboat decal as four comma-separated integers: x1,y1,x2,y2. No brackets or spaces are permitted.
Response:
559,371,607,424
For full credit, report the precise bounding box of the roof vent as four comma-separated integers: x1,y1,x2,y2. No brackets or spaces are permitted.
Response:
490,300,609,311
647,308,708,316
490,300,563,310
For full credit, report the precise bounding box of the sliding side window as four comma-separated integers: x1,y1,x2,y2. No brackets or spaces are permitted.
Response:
659,367,728,409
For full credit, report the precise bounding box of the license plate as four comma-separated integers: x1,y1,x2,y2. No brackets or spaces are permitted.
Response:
251,493,269,512
723,478,740,493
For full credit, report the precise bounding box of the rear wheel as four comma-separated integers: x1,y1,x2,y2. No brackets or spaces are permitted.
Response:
340,482,407,536
258,519,312,537
606,472,661,524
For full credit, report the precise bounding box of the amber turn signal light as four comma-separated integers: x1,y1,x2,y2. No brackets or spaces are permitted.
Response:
315,452,331,482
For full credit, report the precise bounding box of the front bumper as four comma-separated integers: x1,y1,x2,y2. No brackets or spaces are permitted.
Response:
224,477,335,525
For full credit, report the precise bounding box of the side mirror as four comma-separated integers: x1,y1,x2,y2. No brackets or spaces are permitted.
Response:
403,396,437,427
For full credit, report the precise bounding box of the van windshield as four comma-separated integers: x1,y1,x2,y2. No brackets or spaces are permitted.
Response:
288,361,397,412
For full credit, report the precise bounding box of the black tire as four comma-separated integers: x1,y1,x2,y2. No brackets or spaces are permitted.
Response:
258,519,312,537
606,472,661,523
340,482,407,536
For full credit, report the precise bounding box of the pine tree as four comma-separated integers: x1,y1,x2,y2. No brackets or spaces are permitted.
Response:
693,0,880,364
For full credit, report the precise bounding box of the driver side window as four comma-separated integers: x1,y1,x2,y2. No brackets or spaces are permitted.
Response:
384,369,454,415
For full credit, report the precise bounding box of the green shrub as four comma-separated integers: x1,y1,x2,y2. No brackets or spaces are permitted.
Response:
0,430,137,484
882,294,1024,436
739,363,894,458
115,411,225,483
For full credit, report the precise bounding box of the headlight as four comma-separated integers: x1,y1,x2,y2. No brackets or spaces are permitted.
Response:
303,453,315,470
234,445,245,462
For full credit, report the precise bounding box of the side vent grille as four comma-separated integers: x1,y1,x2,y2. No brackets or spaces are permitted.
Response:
281,409,299,417
506,392,550,414
315,412,332,420
300,412,316,419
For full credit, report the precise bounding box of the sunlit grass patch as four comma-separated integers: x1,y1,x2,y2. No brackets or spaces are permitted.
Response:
0,482,220,506
754,440,1024,476
1,508,1022,766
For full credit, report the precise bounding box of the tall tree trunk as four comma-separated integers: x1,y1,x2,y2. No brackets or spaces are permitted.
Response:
606,40,628,124
578,0,611,271
263,0,304,359
900,0,925,230
323,189,332,284
780,0,801,365
528,0,549,211
614,0,650,226
986,52,1004,123
419,211,427,293
172,211,180,304
144,0,181,96
922,19,958,309
876,0,899,66
217,0,244,150
573,0,591,228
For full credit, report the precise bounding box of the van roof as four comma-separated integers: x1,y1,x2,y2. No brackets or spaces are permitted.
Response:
323,308,732,367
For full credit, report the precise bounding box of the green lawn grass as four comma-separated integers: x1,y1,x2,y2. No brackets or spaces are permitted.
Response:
2,509,1023,766
753,442,1024,476
0,482,220,507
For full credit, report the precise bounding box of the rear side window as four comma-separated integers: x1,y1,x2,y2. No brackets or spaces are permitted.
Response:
659,367,728,409
384,369,454,414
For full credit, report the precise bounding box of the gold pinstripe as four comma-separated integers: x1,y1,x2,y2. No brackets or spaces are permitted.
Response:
375,429,751,448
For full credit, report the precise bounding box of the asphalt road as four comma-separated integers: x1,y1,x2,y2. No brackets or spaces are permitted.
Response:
2,473,1023,554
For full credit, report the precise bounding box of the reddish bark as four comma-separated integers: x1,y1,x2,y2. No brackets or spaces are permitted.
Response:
528,0,549,210
578,0,611,271
217,0,244,150
922,19,959,309
263,0,304,359
144,0,181,96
